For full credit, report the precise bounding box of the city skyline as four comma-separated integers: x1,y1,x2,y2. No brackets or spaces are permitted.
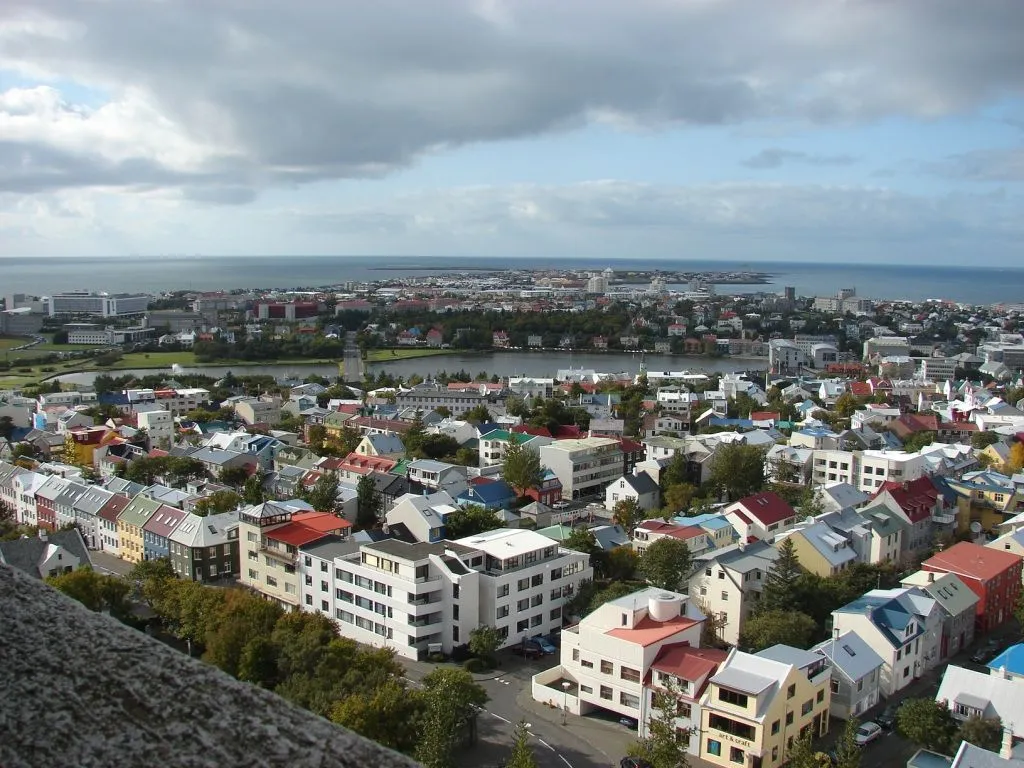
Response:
0,1,1021,264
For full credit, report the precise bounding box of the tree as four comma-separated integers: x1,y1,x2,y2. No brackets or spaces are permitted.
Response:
463,403,492,425
203,589,285,678
798,485,824,518
708,443,766,500
127,557,177,607
330,678,423,754
218,465,251,488
306,423,327,451
696,598,727,646
1005,441,1024,475
151,579,227,655
833,392,861,418
1014,586,1024,629
739,610,816,651
167,456,207,486
468,625,502,665
502,439,542,494
896,698,959,753
972,431,1001,449
959,715,1002,752
626,677,691,768
663,483,695,515
902,430,936,453
612,497,645,535
355,474,383,529
639,537,693,591
607,546,639,581
445,504,502,539
415,668,489,768
404,410,427,456
193,490,242,517
786,732,831,768
505,719,539,768
0,415,15,454
46,566,131,620
302,472,342,515
832,718,862,768
242,473,267,504
761,537,802,613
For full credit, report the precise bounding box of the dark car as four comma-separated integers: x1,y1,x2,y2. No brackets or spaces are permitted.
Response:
877,701,903,730
511,642,542,659
620,757,653,768
971,641,999,664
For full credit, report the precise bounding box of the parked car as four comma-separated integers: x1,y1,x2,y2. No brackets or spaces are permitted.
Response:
531,636,557,654
854,722,883,746
619,717,638,729
552,500,570,509
620,758,653,768
511,644,542,659
877,702,903,730
971,641,999,664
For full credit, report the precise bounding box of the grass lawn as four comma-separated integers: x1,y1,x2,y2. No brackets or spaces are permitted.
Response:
365,348,455,362
0,336,27,352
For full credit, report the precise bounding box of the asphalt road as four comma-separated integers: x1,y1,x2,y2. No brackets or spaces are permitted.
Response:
89,550,134,577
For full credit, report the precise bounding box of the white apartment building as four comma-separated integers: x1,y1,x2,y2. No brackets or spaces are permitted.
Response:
126,388,211,417
137,409,174,447
300,528,591,660
12,471,46,527
509,377,555,401
539,588,704,725
477,430,551,469
687,542,779,646
48,291,150,317
540,437,624,500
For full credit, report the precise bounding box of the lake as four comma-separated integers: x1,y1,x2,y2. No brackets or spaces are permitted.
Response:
52,351,760,386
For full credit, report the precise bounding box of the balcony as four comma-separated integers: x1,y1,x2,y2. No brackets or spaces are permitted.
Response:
408,591,442,606
259,546,296,565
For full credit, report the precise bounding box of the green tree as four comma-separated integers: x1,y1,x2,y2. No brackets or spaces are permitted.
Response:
832,718,862,768
607,546,640,581
708,443,766,500
445,504,502,539
959,715,1003,752
242,473,267,504
563,528,599,556
152,579,227,655
739,609,816,651
505,719,539,768
502,439,543,494
355,473,383,529
127,557,177,607
896,698,959,753
167,456,208,486
1014,586,1024,628
612,497,645,535
415,668,489,768
302,472,342,515
330,678,423,754
46,566,131,620
193,490,242,516
203,589,285,679
639,537,693,591
761,537,802,613
626,677,691,768
0,415,15,454
833,392,861,418
786,732,831,768
218,465,251,488
663,483,695,515
404,410,427,456
463,403,493,425
468,625,502,665
901,431,937,453
798,485,825,518
971,431,1001,449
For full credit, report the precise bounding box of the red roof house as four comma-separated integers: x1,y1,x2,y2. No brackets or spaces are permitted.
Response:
723,491,798,541
922,541,1023,633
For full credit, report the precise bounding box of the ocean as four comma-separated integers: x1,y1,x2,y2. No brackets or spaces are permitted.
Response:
2,255,1023,305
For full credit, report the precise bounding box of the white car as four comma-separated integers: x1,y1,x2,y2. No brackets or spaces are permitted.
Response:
854,722,883,746
552,500,570,509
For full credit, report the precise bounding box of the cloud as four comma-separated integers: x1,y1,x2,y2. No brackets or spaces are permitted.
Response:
923,147,1024,182
742,148,858,169
0,0,1022,197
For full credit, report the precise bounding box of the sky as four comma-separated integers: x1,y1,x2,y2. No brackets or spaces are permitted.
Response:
0,0,1022,264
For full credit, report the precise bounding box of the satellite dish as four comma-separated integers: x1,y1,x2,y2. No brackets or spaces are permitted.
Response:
970,522,983,534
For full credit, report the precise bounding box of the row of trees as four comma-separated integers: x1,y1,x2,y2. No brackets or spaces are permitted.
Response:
49,560,492,768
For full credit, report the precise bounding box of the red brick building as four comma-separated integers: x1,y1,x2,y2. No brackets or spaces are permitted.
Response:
921,541,1023,633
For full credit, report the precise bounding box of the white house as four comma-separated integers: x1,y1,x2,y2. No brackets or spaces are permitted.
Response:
604,471,660,513
724,491,799,543
936,665,1024,743
384,491,459,543
687,541,779,646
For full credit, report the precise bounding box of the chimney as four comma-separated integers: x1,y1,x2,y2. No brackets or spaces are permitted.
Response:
833,626,840,641
927,572,935,583
1001,726,1014,760
37,528,47,542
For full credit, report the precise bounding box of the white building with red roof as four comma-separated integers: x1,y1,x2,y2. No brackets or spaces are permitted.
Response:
633,520,711,557
533,587,705,730
724,491,798,542
644,644,729,754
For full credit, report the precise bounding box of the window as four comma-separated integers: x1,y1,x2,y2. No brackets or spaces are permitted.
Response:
580,685,593,695
498,584,510,598
707,739,722,757
600,686,612,701
801,699,813,716
620,692,640,709
817,689,825,703
717,688,748,707
730,747,745,764
857,679,863,692
771,720,780,735
550,567,562,581
572,649,579,662
550,607,561,620
786,712,793,726
321,600,328,612
581,659,594,669
453,605,459,621
620,666,641,683
304,595,313,606
532,574,544,587
721,591,729,601
601,660,613,674
830,679,840,694
247,568,258,579
518,578,530,592
700,587,707,596
305,574,313,586
321,580,328,592
495,605,509,620
517,619,529,633
551,587,563,600
705,568,712,576
718,571,725,580
517,598,530,612
266,575,277,587
530,614,543,627
787,683,796,699
453,626,459,643
320,560,328,572
531,594,543,608
680,703,692,719
772,747,779,761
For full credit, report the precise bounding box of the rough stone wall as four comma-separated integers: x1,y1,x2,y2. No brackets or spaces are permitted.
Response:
0,565,419,768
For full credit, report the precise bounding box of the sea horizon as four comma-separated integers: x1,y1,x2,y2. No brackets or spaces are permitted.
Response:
3,254,1023,306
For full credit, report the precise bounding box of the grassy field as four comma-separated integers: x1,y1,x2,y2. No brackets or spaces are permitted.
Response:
365,348,455,362
0,337,25,352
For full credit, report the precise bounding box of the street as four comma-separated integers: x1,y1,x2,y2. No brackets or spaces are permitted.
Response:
89,550,133,577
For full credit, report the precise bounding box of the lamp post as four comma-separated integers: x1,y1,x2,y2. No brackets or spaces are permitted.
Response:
562,681,571,725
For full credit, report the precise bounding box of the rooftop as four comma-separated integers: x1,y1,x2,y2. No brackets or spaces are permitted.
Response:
454,527,557,558
923,541,1023,582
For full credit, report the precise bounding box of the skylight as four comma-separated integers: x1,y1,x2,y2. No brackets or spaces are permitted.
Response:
842,644,856,656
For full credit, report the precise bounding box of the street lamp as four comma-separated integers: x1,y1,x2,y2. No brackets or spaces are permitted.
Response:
561,681,571,725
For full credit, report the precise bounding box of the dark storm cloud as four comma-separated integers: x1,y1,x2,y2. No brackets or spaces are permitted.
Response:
0,0,1022,194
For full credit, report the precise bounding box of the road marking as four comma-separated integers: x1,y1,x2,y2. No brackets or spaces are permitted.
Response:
537,739,555,752
487,711,511,724
558,756,574,768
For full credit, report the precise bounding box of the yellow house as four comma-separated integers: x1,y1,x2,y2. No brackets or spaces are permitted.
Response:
988,531,1024,581
63,426,114,468
700,646,831,768
117,495,162,564
947,475,1024,534
783,523,857,578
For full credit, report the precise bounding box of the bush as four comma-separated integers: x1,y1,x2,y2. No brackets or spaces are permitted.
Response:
463,657,489,673
427,652,446,663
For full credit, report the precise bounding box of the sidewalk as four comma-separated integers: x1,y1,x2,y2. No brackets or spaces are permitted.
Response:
514,687,630,764
403,656,513,683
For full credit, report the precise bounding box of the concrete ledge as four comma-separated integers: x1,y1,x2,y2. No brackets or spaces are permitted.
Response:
0,566,419,768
